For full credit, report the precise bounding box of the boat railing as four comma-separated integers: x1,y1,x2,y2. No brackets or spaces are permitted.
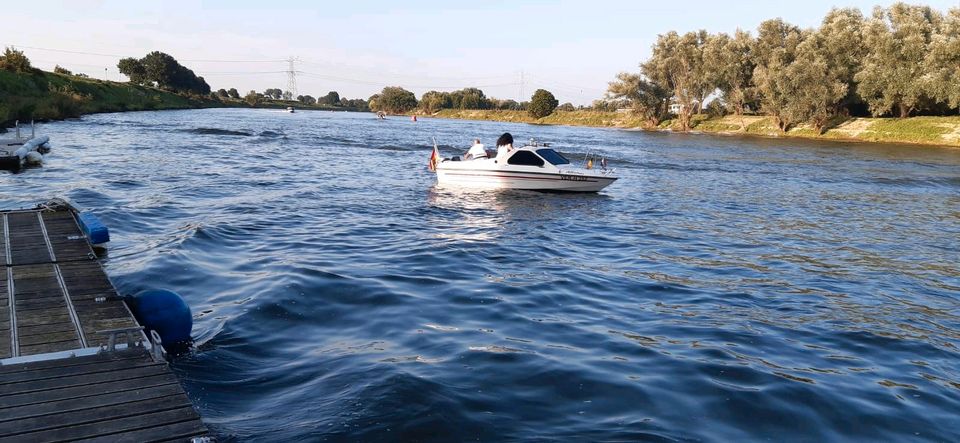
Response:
13,120,36,141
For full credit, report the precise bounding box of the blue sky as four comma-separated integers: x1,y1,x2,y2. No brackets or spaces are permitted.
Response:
5,1,958,104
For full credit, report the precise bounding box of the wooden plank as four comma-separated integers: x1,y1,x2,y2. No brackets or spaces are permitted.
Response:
15,311,72,327
0,405,200,443
7,211,51,265
81,418,208,443
0,364,171,396
0,373,178,409
0,383,185,423
0,393,192,437
19,339,81,356
12,295,65,309
43,211,97,263
18,329,79,346
0,359,163,386
16,321,77,338
0,348,148,374
0,334,9,359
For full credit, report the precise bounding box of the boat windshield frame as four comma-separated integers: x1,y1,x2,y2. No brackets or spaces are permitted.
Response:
535,148,571,165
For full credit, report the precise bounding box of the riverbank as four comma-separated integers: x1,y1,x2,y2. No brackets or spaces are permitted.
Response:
0,69,363,130
0,69,225,129
426,109,960,148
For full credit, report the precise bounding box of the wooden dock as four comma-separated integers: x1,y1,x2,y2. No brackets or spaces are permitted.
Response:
0,206,209,442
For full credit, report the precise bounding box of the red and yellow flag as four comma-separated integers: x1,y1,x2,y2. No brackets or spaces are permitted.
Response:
428,143,439,172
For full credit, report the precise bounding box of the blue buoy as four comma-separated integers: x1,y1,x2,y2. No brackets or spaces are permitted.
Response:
77,212,110,244
129,289,193,348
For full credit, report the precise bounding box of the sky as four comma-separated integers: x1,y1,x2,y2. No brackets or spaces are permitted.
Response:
5,0,959,105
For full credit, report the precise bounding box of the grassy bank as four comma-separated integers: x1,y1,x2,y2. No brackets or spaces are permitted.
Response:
427,109,960,148
0,69,366,130
0,69,226,129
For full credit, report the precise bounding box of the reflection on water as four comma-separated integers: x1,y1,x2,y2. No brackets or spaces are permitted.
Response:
1,108,959,442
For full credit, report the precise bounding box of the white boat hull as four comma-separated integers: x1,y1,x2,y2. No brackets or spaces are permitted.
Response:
436,164,617,192
432,145,618,192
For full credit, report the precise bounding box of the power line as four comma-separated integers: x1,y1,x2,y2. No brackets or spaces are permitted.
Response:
6,43,287,63
8,44,126,58
196,71,287,75
297,70,518,90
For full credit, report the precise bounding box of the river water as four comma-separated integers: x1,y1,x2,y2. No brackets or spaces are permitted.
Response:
2,109,959,441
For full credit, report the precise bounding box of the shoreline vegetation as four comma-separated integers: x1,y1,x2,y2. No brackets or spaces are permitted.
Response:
420,109,960,147
0,68,362,131
0,48,366,131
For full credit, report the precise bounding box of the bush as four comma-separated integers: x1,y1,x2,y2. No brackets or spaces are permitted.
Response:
528,89,559,118
54,65,73,76
0,47,32,73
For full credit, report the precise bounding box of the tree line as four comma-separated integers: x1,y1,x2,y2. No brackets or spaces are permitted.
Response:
224,88,368,109
605,3,960,133
368,86,567,118
118,51,211,95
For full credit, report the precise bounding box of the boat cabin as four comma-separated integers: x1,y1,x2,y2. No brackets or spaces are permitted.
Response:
503,147,571,167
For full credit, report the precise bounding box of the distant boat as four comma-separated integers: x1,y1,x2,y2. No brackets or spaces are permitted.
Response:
376,111,386,120
286,107,295,113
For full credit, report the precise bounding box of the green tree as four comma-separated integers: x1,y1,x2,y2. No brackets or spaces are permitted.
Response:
492,98,520,110
558,102,576,111
282,90,293,101
227,88,240,99
244,90,260,106
141,51,179,88
815,8,868,115
419,90,450,112
53,65,73,76
298,95,317,105
606,72,670,126
703,30,755,119
451,87,489,109
318,91,340,105
119,51,209,94
371,87,417,113
0,47,32,73
782,35,849,134
855,4,941,117
528,89,559,118
216,88,229,98
752,18,806,131
642,31,710,131
117,57,146,83
263,88,282,100
925,8,960,110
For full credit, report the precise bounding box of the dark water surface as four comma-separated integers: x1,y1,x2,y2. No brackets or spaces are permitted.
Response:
2,109,959,441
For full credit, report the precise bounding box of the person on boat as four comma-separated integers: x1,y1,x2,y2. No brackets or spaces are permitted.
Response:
465,138,487,160
495,132,514,162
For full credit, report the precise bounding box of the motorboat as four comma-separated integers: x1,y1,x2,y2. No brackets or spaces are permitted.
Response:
430,141,617,192
286,106,295,113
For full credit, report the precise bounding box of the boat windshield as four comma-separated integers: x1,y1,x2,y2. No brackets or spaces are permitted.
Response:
536,149,571,165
